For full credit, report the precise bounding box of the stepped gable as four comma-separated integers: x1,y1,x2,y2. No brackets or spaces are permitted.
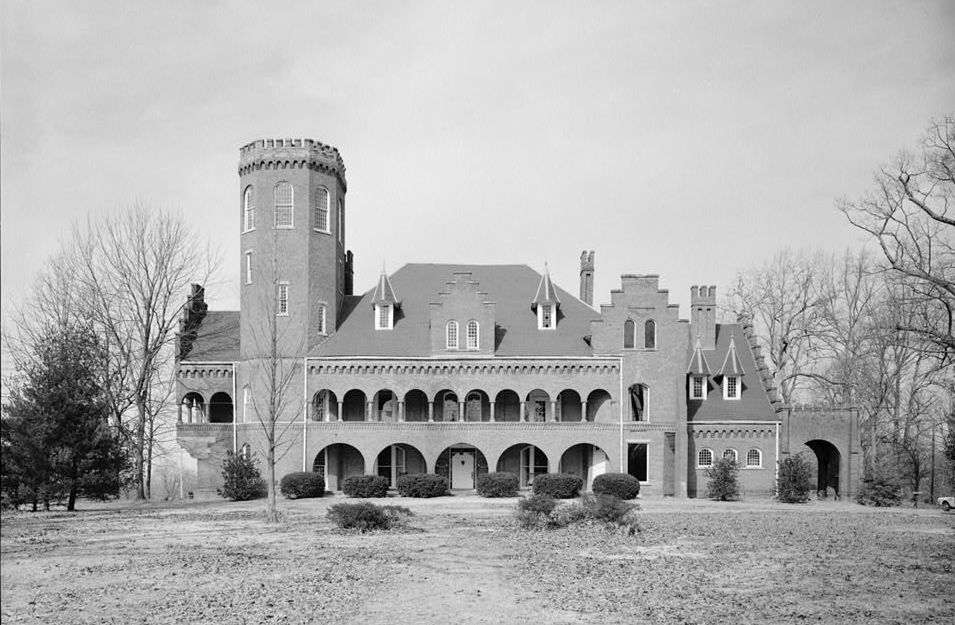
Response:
686,323,777,421
313,263,599,357
180,311,240,362
738,313,783,410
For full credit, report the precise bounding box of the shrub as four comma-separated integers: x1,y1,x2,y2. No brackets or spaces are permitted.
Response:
516,493,558,529
532,473,583,499
516,493,642,534
592,473,641,500
396,473,448,498
280,472,325,499
218,450,266,501
341,475,390,498
856,476,901,507
327,502,414,531
776,455,814,503
705,457,740,501
476,472,519,498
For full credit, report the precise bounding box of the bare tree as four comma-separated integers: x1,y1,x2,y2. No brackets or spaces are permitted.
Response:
839,116,955,364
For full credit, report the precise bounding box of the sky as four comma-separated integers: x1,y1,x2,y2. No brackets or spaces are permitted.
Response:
2,1,954,326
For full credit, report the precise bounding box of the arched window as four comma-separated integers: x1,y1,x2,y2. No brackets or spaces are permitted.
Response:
274,182,293,228
698,448,713,468
239,443,252,460
337,198,344,243
645,319,656,349
243,186,255,231
446,321,459,349
623,319,635,349
723,448,738,463
314,187,329,232
466,320,479,349
746,448,762,468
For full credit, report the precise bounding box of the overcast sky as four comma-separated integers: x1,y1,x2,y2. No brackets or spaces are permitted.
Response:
2,1,954,323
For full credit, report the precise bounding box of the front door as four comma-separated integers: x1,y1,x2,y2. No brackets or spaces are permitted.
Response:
451,451,474,489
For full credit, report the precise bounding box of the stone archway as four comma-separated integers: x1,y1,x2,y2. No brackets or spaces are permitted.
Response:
805,439,841,498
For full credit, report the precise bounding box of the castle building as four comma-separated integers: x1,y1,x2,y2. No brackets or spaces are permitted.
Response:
176,138,860,499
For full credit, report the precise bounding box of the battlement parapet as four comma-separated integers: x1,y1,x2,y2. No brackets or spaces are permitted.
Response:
238,138,346,188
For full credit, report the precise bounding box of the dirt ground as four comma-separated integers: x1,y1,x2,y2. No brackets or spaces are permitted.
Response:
2,495,953,624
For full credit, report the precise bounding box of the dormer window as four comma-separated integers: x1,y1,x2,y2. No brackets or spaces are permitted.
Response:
532,265,560,330
446,321,459,349
723,375,740,400
690,376,707,400
539,304,554,330
375,303,393,330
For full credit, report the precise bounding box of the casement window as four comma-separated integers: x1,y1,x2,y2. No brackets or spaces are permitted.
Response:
723,449,738,463
724,375,740,400
624,319,635,348
243,186,255,231
539,304,554,330
314,187,329,233
274,182,294,228
337,198,344,243
644,320,656,349
277,282,289,316
376,304,393,330
698,448,714,468
245,251,253,284
690,376,707,400
466,320,479,349
746,448,762,468
446,320,459,349
317,303,327,335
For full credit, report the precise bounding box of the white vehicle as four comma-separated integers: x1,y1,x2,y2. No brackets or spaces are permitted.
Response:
938,496,954,512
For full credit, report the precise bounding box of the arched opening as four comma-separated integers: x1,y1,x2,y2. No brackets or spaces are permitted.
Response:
435,389,458,422
311,389,338,422
624,319,635,349
464,390,490,422
559,443,611,490
495,390,521,422
181,392,205,424
558,389,582,422
805,440,841,498
374,444,427,487
497,444,549,488
435,444,488,490
526,389,551,422
628,384,648,421
208,392,233,423
403,389,429,422
342,389,367,421
644,319,656,349
586,389,612,422
313,443,364,491
373,389,398,422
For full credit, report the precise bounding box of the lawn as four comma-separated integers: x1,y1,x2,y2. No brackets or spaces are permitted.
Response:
1,496,953,624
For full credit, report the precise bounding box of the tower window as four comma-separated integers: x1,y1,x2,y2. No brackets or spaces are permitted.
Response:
317,303,327,335
245,251,253,285
274,182,294,228
645,320,656,349
689,376,707,400
277,282,289,316
624,319,635,348
243,186,255,231
337,198,344,243
446,320,459,349
314,187,329,233
466,320,479,349
724,376,740,400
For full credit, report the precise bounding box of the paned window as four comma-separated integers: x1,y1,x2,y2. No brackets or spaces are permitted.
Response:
466,320,479,349
698,448,713,468
274,182,293,228
540,304,553,329
243,186,255,231
746,448,762,468
245,251,253,284
446,320,458,349
377,304,391,330
645,320,656,349
724,376,740,400
723,449,738,463
317,303,326,334
624,319,635,348
277,282,289,315
314,187,329,232
690,376,706,400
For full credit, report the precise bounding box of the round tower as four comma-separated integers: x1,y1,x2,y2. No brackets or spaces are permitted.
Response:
237,138,347,359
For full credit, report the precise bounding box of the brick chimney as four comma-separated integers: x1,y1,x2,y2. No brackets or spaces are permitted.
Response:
579,250,594,306
690,285,717,351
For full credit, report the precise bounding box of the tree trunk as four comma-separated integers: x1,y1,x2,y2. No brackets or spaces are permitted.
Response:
266,443,278,523
67,485,77,511
134,397,147,499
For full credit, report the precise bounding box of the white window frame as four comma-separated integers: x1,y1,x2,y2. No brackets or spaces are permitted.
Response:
245,250,253,285
627,440,651,483
313,187,330,233
277,282,289,316
722,448,738,464
375,303,393,330
466,320,479,349
690,376,707,400
538,304,555,330
723,375,741,400
317,302,327,335
446,320,459,349
697,448,714,468
274,182,294,229
746,448,762,468
243,186,255,232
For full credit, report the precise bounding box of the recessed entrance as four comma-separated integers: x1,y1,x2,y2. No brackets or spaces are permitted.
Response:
805,439,841,498
435,444,488,490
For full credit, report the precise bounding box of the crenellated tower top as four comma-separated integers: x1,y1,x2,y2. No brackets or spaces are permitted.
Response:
238,138,347,190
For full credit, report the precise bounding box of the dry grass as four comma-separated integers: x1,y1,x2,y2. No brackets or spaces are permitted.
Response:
1,496,953,624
